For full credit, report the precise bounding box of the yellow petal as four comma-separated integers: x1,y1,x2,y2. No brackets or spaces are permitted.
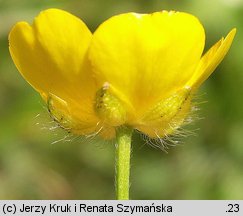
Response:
9,8,92,100
89,11,205,119
9,8,99,133
187,28,236,89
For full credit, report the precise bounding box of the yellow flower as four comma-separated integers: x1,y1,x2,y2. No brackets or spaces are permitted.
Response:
9,9,236,139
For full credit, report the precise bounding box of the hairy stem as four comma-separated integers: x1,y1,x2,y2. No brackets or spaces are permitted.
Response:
115,126,133,200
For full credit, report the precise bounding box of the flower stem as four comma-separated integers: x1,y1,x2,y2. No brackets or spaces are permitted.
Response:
115,126,133,200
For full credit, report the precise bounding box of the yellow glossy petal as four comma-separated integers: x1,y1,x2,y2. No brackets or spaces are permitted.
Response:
9,8,99,133
89,11,205,119
9,8,92,100
187,28,236,89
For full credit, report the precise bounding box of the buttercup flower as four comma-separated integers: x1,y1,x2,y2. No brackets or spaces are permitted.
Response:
9,9,236,140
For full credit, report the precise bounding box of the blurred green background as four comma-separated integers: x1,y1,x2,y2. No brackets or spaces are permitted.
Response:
0,0,242,199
